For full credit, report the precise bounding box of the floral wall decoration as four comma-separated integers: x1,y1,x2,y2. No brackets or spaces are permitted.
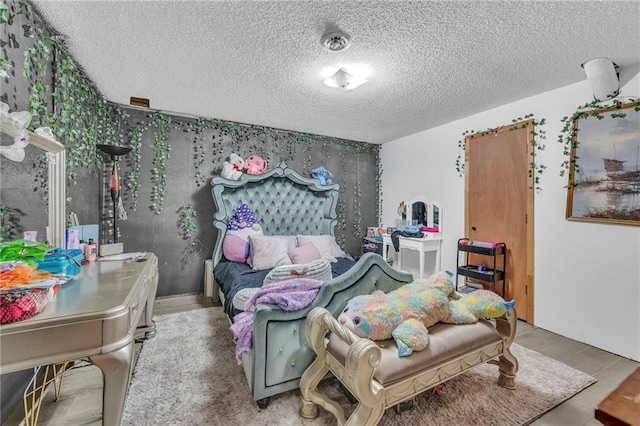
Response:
456,114,547,192
0,203,13,241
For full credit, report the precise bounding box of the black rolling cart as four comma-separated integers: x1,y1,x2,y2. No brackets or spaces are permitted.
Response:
456,238,506,296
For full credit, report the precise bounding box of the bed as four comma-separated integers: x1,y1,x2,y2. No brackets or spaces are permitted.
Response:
210,162,414,408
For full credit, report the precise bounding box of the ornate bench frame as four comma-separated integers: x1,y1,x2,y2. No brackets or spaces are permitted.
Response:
299,306,518,425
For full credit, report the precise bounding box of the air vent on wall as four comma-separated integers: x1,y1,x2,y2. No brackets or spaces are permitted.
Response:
130,97,150,108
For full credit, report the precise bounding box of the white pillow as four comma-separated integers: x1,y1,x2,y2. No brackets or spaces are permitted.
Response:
247,235,293,270
296,235,337,263
267,235,298,250
330,237,349,259
264,258,332,285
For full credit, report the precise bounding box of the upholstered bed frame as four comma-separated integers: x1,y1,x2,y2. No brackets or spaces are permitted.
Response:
210,163,414,407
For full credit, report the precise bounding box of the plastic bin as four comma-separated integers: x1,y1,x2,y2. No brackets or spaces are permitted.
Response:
34,248,83,276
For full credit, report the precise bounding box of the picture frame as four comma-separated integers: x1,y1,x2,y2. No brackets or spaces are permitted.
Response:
566,101,640,226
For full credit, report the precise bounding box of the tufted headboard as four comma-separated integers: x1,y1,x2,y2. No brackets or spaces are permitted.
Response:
210,162,339,268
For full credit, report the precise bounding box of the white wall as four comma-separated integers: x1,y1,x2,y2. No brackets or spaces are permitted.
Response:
381,64,640,361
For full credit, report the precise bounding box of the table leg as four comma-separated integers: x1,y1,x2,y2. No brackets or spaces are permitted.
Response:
419,248,425,278
382,240,390,262
143,273,158,339
90,339,134,426
397,248,403,270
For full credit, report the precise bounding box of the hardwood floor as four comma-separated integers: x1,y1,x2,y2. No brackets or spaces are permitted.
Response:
2,294,638,426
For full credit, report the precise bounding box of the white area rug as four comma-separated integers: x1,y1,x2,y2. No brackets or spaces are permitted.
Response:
122,307,596,425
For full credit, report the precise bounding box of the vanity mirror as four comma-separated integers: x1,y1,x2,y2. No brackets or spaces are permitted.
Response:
0,104,66,248
407,197,442,232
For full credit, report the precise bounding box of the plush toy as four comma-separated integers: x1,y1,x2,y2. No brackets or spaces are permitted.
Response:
338,271,515,357
244,155,267,175
311,166,333,185
338,271,455,357
221,153,245,180
222,203,263,262
442,290,515,325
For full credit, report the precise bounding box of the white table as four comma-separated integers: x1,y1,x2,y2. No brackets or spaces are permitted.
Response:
382,233,443,278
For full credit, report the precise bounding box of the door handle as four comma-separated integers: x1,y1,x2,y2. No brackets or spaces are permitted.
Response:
471,226,477,231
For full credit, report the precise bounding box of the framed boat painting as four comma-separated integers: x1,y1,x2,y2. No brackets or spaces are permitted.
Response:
566,101,640,226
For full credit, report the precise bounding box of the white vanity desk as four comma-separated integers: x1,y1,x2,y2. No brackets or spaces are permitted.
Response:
382,233,443,278
383,198,443,279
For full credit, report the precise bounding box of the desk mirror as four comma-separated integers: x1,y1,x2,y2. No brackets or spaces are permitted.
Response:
407,197,442,232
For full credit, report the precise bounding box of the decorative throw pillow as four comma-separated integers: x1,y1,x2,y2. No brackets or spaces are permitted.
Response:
264,258,332,285
223,203,262,263
268,235,298,251
288,242,322,264
297,235,337,263
247,235,292,270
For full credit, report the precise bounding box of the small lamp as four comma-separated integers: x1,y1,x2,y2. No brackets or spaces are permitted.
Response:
581,57,620,102
96,144,132,243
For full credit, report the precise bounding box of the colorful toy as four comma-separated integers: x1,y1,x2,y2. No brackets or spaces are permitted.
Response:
222,204,262,262
244,155,267,175
338,271,514,357
338,271,454,356
311,166,333,185
442,289,514,325
221,153,245,180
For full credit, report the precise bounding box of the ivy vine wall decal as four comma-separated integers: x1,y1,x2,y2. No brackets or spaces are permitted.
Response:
455,114,547,192
1,0,379,265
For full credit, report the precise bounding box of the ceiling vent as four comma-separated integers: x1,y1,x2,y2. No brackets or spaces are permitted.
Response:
321,31,351,52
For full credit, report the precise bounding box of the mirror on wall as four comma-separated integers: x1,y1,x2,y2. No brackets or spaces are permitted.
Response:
0,105,66,248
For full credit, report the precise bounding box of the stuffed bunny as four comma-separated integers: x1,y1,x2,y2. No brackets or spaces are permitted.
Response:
221,153,245,180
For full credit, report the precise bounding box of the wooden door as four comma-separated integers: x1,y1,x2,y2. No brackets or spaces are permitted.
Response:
465,120,534,323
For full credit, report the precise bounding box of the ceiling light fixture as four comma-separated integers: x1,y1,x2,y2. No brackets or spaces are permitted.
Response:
321,31,351,52
581,57,620,102
323,68,368,92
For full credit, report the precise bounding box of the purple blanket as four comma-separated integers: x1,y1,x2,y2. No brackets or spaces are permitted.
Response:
230,278,323,364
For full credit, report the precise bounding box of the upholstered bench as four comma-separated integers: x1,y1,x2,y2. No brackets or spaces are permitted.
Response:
299,305,518,425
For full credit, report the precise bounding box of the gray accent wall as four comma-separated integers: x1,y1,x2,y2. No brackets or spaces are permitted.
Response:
0,0,380,418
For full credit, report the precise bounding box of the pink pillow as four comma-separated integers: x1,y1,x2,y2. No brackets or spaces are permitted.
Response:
297,235,338,262
288,242,322,264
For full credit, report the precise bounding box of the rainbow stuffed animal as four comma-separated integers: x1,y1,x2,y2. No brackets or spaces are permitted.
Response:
338,271,514,356
338,272,454,356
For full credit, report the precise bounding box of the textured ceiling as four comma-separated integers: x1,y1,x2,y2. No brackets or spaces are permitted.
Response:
31,1,640,144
